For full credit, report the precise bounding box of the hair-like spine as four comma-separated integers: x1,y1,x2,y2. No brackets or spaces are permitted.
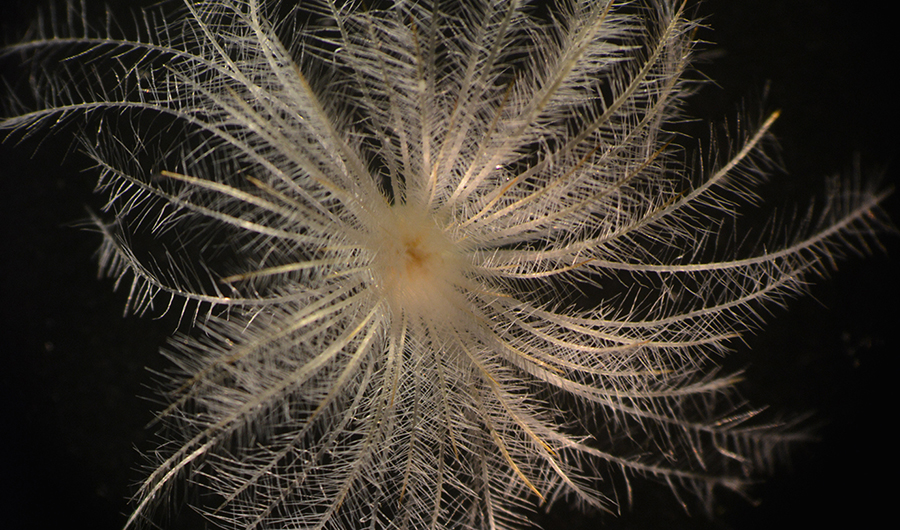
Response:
1,1,893,529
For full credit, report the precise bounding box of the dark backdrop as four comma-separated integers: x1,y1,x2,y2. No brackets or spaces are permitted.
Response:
2,1,897,529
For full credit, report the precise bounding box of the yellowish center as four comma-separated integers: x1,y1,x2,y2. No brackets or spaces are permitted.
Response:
370,205,464,317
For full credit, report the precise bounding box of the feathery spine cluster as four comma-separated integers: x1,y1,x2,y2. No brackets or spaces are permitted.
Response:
0,1,890,529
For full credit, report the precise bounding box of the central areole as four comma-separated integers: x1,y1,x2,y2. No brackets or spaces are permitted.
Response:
369,204,467,318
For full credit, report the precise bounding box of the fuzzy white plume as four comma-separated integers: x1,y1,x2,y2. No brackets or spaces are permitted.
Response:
1,1,890,529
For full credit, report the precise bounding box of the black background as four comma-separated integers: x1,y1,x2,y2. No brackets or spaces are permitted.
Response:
2,1,898,529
